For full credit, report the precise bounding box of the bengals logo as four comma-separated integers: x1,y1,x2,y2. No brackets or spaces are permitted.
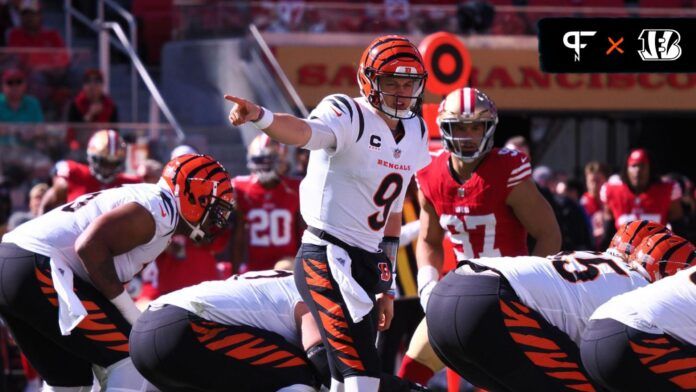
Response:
638,29,682,61
378,262,391,282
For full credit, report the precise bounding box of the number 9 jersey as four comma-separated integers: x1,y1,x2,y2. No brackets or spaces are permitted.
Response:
417,147,532,259
301,94,431,252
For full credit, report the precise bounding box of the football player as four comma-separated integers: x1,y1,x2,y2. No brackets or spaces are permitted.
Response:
398,87,561,385
130,269,428,392
39,129,141,214
231,134,303,272
582,234,696,391
225,35,431,391
0,154,234,391
601,148,683,234
426,230,692,391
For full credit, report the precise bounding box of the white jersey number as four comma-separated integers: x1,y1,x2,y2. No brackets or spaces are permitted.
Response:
248,209,293,246
440,213,501,258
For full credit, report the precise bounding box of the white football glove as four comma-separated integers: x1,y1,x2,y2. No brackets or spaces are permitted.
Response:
417,265,439,313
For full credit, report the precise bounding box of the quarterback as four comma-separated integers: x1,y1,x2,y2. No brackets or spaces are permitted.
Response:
226,35,431,391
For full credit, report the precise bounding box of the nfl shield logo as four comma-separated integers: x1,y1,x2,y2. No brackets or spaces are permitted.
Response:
393,148,401,159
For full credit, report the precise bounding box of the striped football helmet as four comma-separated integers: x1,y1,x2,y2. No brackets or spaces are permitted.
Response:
160,154,235,242
607,220,670,261
629,233,696,281
357,35,427,119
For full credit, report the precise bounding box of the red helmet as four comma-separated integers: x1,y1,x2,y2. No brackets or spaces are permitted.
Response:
629,233,696,281
160,154,235,242
607,220,670,260
357,35,427,119
86,129,126,184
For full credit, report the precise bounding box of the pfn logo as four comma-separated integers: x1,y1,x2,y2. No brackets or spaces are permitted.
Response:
638,29,682,61
563,31,597,61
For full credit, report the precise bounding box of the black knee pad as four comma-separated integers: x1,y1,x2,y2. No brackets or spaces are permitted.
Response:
306,343,330,388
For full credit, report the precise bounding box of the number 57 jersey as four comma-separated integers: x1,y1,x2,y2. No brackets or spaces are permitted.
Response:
417,147,532,259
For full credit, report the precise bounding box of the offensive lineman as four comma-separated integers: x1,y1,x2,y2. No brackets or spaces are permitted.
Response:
582,234,696,391
226,35,431,391
399,87,561,385
427,230,693,391
130,269,429,392
0,154,235,391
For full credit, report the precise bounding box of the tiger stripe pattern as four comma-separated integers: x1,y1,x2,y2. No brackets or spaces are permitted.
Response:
500,298,596,392
629,335,696,389
189,318,307,369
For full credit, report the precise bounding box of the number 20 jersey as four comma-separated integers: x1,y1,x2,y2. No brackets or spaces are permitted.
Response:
465,252,649,345
301,95,431,252
417,148,532,259
233,175,301,269
3,184,178,283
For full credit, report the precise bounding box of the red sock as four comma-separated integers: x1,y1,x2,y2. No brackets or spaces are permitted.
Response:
21,353,38,380
446,368,460,392
398,355,435,385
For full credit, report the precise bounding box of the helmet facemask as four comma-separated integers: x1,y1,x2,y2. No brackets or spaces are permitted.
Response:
370,72,426,119
247,150,280,185
439,118,497,163
181,180,235,243
88,153,125,183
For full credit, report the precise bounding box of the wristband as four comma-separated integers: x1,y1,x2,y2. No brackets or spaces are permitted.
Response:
417,265,439,296
252,107,274,130
110,290,142,325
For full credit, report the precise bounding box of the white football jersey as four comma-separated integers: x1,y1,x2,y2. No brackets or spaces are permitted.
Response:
151,270,303,347
301,95,431,252
462,251,649,345
3,184,178,283
591,265,696,346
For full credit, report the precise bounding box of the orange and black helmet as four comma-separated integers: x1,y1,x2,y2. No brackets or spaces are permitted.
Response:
607,220,670,260
160,154,234,242
629,233,696,281
357,35,427,119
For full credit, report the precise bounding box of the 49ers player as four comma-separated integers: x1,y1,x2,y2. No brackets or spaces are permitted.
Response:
40,129,141,213
231,134,302,272
398,87,561,385
427,232,693,392
601,148,683,235
582,234,696,391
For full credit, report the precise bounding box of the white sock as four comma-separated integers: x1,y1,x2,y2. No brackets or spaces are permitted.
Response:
344,375,379,392
329,378,344,392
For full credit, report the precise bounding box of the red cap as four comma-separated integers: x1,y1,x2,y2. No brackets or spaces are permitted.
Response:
627,148,650,166
2,68,25,82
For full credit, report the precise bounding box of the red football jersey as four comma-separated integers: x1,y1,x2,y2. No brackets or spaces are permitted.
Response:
600,176,681,229
233,175,301,271
54,160,142,202
417,148,532,260
580,192,602,216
